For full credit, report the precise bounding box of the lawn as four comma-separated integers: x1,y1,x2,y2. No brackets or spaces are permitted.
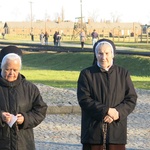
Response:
20,51,150,90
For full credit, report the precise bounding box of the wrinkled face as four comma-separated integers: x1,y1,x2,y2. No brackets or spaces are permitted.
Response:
1,59,20,82
96,44,114,69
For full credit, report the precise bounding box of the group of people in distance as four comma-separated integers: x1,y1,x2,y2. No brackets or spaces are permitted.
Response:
40,31,62,46
53,31,61,46
40,31,49,45
40,29,98,48
53,31,62,46
0,37,137,150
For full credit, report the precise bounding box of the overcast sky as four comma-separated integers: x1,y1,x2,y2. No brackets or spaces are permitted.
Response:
0,0,150,24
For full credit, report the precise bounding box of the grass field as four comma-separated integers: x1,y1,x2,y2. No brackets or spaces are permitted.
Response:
2,34,150,50
20,51,150,90
0,37,149,89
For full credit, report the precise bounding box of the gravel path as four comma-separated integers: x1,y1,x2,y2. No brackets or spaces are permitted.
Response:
34,84,150,150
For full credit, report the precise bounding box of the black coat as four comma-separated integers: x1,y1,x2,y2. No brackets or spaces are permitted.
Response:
77,64,137,145
0,73,47,150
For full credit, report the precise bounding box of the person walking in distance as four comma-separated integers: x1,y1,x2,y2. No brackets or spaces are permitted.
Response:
56,32,61,46
44,31,49,45
80,30,86,49
40,32,45,45
91,29,99,47
77,39,137,150
53,31,58,46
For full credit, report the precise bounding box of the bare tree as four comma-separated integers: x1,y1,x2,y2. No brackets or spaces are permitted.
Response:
54,12,60,22
26,14,35,22
53,7,65,22
110,12,122,23
88,9,100,22
45,12,51,22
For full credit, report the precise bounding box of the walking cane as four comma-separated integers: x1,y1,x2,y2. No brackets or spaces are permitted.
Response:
102,122,107,150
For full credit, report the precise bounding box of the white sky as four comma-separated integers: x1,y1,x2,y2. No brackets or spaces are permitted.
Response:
0,0,150,24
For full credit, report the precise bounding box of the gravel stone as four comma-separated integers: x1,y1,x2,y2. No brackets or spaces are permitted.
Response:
34,84,150,150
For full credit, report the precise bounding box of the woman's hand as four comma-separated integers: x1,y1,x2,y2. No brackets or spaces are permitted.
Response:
108,108,119,121
104,115,114,124
2,112,11,123
16,114,24,125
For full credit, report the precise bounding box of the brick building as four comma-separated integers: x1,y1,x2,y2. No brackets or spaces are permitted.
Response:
0,20,143,39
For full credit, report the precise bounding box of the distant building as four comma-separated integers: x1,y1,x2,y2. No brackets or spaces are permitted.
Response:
0,19,144,38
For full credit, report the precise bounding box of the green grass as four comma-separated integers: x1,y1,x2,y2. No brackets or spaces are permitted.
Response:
20,52,150,90
2,35,150,51
62,40,150,51
115,42,150,50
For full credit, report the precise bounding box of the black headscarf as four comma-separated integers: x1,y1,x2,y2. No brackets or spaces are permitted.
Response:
92,39,116,65
0,46,22,63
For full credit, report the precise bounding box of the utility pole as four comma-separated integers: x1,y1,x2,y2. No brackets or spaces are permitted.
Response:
45,11,47,32
30,1,33,33
30,1,34,41
80,0,83,30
